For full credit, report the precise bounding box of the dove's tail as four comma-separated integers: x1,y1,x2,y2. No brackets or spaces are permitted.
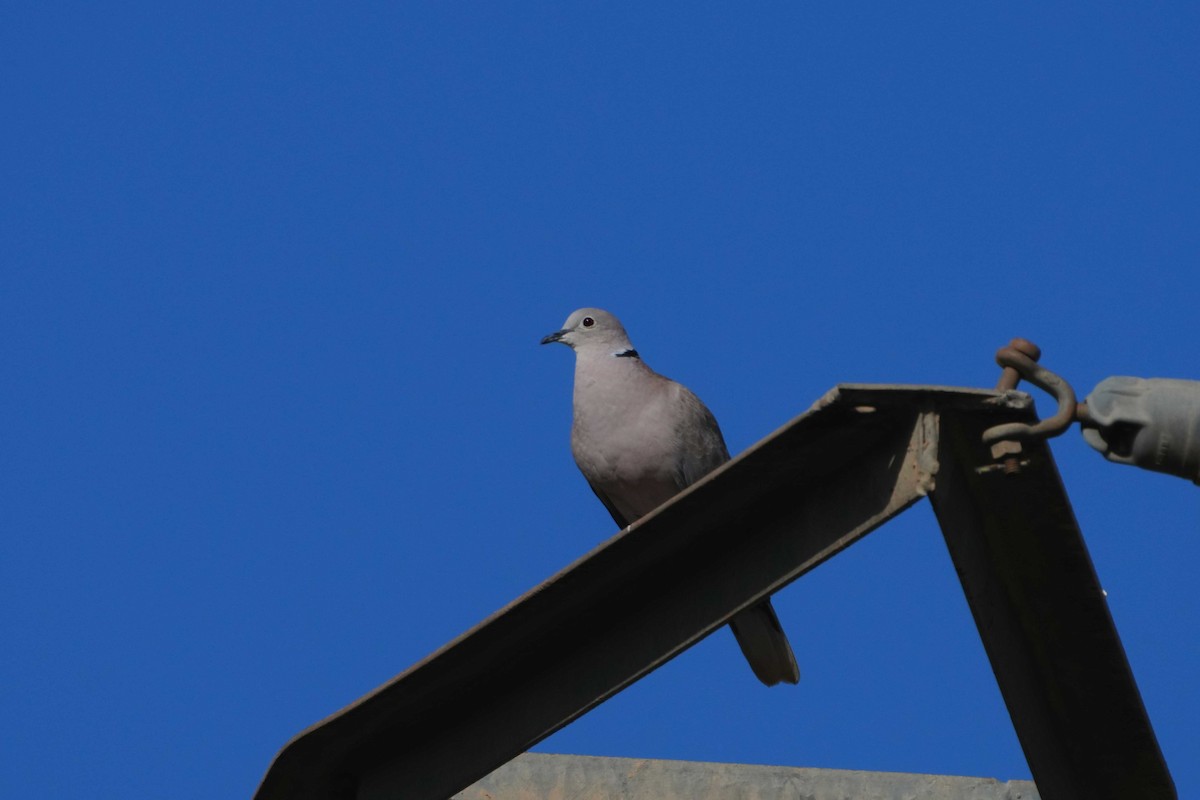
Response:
729,599,800,687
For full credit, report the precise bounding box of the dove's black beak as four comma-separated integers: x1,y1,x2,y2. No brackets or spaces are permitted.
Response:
540,329,567,345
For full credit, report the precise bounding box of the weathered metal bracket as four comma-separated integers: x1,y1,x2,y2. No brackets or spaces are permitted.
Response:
930,402,1173,799
253,385,1173,800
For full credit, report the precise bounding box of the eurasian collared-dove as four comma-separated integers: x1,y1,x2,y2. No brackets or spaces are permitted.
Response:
542,308,800,686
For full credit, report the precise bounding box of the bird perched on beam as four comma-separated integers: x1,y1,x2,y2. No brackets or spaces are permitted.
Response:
541,307,799,686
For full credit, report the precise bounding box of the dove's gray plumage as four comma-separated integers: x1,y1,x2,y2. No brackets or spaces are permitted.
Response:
542,308,800,687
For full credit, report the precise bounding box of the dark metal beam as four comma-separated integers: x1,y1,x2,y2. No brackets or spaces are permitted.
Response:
252,385,1173,800
253,385,947,800
929,408,1174,799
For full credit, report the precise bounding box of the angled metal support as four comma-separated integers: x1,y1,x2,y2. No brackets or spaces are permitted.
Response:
253,385,1173,800
929,406,1174,799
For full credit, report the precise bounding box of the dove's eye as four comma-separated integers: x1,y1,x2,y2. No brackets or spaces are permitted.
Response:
582,317,595,328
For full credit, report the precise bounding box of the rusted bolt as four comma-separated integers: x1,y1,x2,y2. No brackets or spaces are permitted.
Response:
1075,401,1092,426
995,338,1042,392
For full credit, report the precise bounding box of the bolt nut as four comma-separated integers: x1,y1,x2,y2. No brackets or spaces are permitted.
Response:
990,440,1023,460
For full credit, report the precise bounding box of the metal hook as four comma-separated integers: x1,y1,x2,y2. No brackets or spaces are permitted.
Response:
982,338,1078,445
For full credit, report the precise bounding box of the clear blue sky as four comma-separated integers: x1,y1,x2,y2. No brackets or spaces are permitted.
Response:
3,3,1197,798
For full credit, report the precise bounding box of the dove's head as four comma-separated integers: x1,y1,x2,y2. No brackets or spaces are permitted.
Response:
540,308,635,355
